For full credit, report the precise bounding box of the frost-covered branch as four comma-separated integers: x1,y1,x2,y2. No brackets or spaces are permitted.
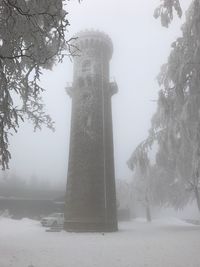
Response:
154,0,182,27
0,0,79,169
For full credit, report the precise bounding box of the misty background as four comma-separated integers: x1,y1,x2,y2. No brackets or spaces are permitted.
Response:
0,0,190,187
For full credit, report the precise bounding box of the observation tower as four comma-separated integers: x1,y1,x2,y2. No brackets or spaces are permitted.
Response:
64,30,118,232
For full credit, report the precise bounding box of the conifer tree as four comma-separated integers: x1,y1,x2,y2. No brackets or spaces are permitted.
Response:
129,0,200,213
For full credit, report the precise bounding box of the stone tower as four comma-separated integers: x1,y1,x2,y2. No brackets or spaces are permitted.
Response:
64,30,118,232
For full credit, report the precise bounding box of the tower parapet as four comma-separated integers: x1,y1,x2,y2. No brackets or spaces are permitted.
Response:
73,30,113,58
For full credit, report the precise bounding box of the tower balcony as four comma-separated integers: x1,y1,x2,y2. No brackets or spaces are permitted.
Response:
109,81,118,96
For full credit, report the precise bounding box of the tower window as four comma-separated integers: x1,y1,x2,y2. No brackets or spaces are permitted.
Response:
78,77,84,87
86,75,92,86
82,60,91,72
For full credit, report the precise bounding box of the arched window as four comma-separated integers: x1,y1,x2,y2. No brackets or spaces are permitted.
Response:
82,60,91,72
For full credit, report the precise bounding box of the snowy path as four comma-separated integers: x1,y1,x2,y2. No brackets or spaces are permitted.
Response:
0,218,199,267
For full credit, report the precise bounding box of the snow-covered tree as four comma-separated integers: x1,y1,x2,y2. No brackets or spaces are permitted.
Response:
154,0,182,27
116,179,131,210
129,0,200,213
128,143,153,222
0,0,79,170
154,0,200,212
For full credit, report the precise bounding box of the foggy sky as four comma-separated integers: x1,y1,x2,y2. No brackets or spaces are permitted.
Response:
0,0,189,185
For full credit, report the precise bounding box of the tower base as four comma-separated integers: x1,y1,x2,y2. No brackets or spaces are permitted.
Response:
64,220,118,232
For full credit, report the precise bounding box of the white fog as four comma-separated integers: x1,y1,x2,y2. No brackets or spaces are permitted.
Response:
0,1,200,267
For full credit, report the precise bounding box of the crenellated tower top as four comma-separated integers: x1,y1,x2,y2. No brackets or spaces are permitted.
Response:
66,30,117,97
70,30,114,86
73,30,113,60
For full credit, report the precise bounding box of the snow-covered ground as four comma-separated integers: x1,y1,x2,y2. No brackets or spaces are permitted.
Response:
0,217,199,267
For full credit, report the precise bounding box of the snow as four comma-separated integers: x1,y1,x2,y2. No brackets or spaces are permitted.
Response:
0,217,200,267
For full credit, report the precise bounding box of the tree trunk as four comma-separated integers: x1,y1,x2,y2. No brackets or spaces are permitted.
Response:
194,186,200,213
145,204,152,222
145,192,151,222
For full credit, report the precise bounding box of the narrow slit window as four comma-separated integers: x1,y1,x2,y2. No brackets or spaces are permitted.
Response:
82,60,91,72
